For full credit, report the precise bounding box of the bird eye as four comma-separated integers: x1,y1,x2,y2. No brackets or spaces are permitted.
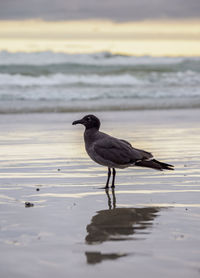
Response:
87,116,91,121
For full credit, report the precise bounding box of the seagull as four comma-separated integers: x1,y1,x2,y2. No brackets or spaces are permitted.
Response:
72,114,174,188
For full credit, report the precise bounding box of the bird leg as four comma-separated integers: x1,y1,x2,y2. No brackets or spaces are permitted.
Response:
105,167,111,189
111,168,116,188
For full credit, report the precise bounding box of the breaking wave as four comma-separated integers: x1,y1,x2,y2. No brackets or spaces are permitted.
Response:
0,51,200,113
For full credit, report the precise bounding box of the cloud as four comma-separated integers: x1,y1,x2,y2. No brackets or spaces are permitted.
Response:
0,0,200,21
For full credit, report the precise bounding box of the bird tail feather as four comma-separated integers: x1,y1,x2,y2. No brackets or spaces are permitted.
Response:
135,159,174,171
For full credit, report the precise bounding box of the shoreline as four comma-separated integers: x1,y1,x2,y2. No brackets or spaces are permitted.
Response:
1,98,200,114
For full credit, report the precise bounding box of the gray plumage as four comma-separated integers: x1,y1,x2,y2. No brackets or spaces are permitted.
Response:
72,114,174,188
85,129,151,168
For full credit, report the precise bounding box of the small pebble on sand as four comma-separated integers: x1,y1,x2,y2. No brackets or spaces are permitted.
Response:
25,202,34,208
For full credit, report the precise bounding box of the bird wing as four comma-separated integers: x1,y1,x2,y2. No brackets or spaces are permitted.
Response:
133,147,153,160
93,135,144,165
119,139,153,159
119,139,133,147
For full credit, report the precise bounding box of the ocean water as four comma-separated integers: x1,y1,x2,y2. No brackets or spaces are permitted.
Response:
0,51,200,113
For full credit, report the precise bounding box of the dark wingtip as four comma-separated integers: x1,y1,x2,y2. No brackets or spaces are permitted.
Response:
167,163,174,168
166,164,175,170
152,159,174,170
162,164,174,170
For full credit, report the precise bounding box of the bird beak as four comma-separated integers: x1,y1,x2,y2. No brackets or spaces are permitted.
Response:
72,119,84,125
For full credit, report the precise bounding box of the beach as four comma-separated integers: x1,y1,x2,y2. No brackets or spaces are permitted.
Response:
0,109,200,278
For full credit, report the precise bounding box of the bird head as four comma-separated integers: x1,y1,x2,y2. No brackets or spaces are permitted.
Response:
72,114,101,130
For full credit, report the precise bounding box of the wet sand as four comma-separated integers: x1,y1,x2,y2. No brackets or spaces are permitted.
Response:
0,109,200,278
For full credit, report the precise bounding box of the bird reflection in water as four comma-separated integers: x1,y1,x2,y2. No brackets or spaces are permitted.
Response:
85,189,160,264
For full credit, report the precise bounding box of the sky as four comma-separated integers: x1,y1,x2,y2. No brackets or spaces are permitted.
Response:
0,0,200,56
0,0,200,21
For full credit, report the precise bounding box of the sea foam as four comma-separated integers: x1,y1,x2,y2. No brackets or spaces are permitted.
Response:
0,51,200,113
